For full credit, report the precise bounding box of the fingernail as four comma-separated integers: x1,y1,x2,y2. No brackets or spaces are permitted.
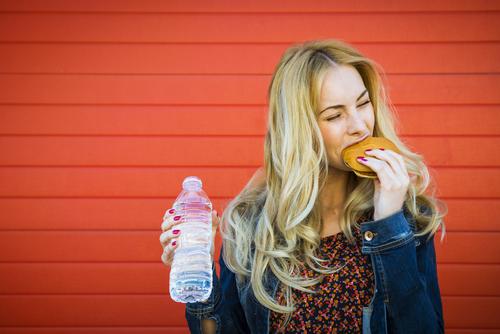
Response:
173,216,181,221
173,229,180,234
365,149,372,152
172,241,177,246
168,209,175,214
357,156,368,161
379,148,385,151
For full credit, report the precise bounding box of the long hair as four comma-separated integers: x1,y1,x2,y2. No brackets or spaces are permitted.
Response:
219,39,447,327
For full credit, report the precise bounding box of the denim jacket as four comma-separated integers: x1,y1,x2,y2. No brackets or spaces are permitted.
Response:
184,205,445,333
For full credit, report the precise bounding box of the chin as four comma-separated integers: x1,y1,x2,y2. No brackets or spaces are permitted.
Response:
327,163,351,174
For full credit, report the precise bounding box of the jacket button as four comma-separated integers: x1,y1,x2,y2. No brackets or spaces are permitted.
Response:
364,231,374,241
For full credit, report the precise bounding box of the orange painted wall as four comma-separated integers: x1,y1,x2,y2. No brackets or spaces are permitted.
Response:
0,1,499,333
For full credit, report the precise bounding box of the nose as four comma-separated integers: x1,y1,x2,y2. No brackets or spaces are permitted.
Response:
346,111,368,135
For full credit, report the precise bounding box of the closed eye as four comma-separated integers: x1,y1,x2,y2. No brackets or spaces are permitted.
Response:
326,100,371,121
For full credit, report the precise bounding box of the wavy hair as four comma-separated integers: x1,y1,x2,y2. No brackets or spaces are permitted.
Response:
219,39,447,327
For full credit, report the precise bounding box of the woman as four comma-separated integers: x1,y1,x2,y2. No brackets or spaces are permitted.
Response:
160,39,447,333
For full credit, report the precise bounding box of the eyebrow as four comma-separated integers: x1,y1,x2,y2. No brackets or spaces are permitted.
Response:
319,89,368,115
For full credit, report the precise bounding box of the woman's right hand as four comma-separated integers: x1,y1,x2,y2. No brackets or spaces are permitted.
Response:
160,207,220,266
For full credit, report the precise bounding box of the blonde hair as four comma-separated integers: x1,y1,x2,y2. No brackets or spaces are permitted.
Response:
219,39,447,327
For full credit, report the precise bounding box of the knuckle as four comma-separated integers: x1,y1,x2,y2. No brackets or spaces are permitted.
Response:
166,220,176,230
160,232,173,245
161,220,170,232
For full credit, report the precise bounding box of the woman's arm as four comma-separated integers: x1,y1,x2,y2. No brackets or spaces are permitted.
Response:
360,208,445,333
185,246,251,334
185,167,263,333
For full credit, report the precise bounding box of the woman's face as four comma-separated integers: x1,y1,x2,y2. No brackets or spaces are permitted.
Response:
317,64,375,171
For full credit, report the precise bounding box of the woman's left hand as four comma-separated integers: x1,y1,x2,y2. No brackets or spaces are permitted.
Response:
357,148,410,221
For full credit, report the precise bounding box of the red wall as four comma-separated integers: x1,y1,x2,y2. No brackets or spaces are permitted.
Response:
0,1,499,333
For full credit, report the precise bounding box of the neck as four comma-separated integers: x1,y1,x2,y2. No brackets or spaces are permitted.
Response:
318,169,352,237
319,168,350,216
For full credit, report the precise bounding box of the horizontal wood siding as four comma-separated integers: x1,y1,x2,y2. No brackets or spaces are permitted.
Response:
0,1,498,332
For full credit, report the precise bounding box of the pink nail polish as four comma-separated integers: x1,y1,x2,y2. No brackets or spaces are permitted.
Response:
173,229,180,234
365,149,372,152
172,241,177,246
173,216,181,221
379,148,385,151
168,209,175,214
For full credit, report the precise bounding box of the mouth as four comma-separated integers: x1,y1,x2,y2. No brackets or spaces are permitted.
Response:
344,134,370,150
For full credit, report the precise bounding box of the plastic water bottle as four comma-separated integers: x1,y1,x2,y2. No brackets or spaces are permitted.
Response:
169,176,213,303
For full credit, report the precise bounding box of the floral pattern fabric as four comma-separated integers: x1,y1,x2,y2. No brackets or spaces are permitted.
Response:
269,224,375,333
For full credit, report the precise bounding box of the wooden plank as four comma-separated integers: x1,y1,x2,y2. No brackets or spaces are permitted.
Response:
0,74,498,104
444,297,500,329
442,199,500,232
0,105,268,136
0,136,497,167
0,105,268,134
0,262,498,296
0,13,498,43
0,0,499,13
0,166,258,197
0,167,497,198
434,168,500,198
0,105,498,136
438,264,500,296
0,43,498,74
435,232,500,264
0,136,266,166
0,295,187,326
403,136,500,167
0,198,497,232
397,106,500,136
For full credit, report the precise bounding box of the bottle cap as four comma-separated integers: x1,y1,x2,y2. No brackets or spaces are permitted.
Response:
182,176,202,190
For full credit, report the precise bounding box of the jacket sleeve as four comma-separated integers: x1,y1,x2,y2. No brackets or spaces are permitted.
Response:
360,207,445,334
184,245,251,334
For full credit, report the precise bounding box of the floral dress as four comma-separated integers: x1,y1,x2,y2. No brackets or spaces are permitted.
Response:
269,224,375,333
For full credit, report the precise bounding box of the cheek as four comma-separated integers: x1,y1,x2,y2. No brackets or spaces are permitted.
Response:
366,107,376,128
319,124,344,153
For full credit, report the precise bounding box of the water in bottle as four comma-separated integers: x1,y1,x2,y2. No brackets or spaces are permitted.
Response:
169,176,213,303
